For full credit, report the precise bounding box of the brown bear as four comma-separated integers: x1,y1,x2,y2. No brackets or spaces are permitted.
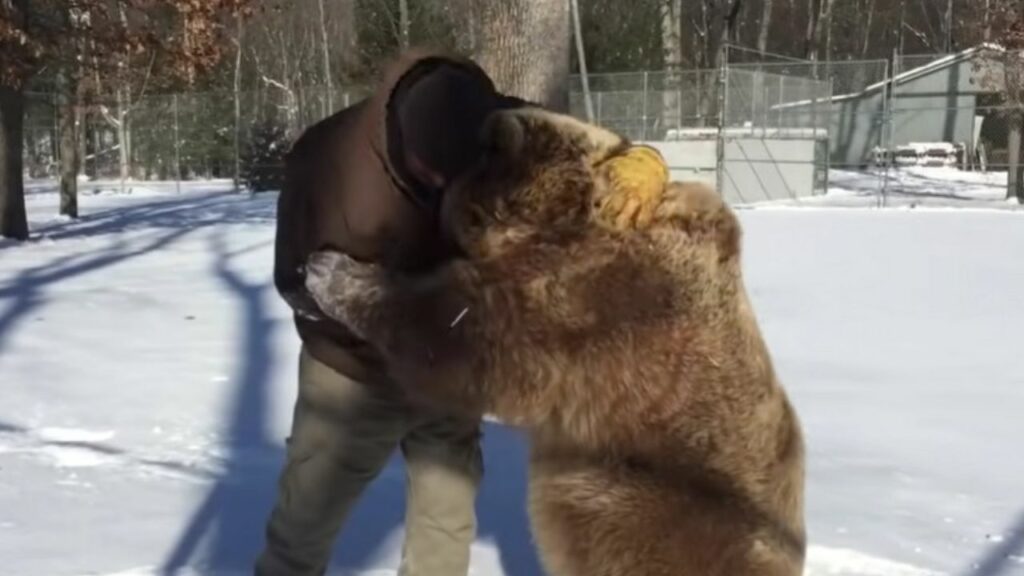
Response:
303,107,807,576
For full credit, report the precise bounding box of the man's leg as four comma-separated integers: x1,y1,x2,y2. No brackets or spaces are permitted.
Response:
397,412,483,576
256,346,410,576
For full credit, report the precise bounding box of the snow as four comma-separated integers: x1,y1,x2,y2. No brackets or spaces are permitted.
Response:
2,176,1023,576
740,167,1021,211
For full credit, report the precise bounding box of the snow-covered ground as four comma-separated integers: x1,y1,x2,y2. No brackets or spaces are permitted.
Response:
744,167,1022,210
1,176,1023,576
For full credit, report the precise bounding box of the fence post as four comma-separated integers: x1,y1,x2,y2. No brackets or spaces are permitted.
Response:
877,59,891,207
777,75,784,127
882,52,898,208
677,78,683,132
234,91,242,194
173,93,181,195
751,70,757,131
641,71,649,141
809,75,818,143
52,92,61,175
715,55,729,198
823,75,834,196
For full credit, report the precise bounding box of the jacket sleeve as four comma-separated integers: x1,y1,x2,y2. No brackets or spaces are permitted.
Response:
273,142,331,323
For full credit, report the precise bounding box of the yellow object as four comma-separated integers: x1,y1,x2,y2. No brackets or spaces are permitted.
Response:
596,145,670,230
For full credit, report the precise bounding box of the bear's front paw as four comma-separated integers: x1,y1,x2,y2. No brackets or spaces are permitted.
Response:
594,145,670,231
654,181,726,226
655,181,740,261
304,250,380,329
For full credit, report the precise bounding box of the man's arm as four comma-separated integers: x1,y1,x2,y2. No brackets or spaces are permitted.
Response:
302,222,679,428
272,130,335,323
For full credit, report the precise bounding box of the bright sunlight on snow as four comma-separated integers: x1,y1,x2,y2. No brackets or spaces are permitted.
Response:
1,174,1022,576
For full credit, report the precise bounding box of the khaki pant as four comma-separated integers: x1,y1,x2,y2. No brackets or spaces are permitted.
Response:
255,347,482,576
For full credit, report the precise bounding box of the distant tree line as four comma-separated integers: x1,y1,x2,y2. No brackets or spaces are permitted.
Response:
3,0,1022,239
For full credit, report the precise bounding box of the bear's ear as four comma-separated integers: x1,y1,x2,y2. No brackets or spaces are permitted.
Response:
479,111,525,158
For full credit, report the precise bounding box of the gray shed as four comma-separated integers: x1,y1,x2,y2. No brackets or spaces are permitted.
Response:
777,45,1008,169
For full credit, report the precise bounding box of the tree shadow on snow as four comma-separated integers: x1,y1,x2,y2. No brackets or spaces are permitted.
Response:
959,507,1024,576
159,231,543,575
0,190,540,574
831,170,1004,202
0,192,277,358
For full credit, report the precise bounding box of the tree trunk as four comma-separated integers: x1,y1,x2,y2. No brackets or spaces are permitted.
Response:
897,0,907,54
809,0,834,62
943,0,953,53
861,0,875,58
334,0,360,79
662,0,682,70
24,114,39,179
1007,112,1024,201
570,0,593,121
76,92,87,181
983,0,992,42
0,86,29,240
84,114,98,179
661,0,682,132
316,0,333,113
757,0,774,54
116,88,130,181
460,0,478,55
474,0,571,112
124,112,133,178
754,0,775,127
700,0,744,127
56,64,79,218
805,0,817,59
234,15,243,191
398,0,411,49
824,0,834,63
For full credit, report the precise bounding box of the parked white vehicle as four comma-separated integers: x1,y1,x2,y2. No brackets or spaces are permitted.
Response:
874,142,964,168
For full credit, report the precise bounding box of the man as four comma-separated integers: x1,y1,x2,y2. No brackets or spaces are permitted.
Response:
258,46,670,576
256,49,526,576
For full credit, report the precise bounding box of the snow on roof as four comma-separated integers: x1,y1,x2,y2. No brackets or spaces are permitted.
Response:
771,43,1009,111
664,126,829,140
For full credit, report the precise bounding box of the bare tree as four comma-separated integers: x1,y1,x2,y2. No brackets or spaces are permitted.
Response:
662,0,683,131
398,0,411,49
861,0,877,58
686,0,744,125
943,0,954,52
757,0,774,54
0,0,30,240
474,0,571,111
333,0,359,79
805,0,835,61
663,0,683,68
56,2,93,217
0,86,26,240
234,14,244,190
985,0,994,41
56,59,80,218
317,0,333,112
981,1,1024,201
750,0,775,127
570,0,593,121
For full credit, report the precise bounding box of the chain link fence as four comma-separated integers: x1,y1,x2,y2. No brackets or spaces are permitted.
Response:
20,46,1022,209
22,83,370,195
569,49,1020,209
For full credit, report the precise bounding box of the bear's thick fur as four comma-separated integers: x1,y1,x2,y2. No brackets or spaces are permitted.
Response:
304,107,806,576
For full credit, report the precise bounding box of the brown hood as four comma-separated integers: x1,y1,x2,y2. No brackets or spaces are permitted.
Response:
274,47,526,382
364,46,524,215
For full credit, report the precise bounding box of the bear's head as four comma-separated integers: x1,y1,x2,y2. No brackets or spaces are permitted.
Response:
440,107,631,256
